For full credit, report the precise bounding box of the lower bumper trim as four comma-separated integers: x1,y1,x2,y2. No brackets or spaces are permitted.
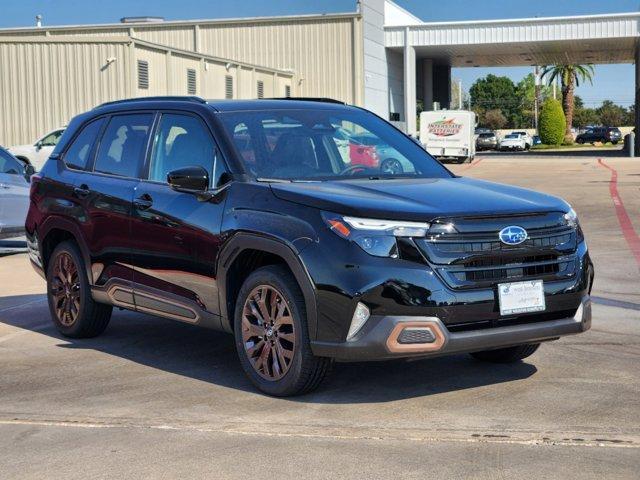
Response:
311,296,591,362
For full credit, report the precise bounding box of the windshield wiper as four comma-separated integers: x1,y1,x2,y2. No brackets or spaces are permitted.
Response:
256,177,292,183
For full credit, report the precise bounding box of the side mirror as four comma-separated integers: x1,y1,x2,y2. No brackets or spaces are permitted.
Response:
167,166,209,193
24,164,36,181
35,141,42,151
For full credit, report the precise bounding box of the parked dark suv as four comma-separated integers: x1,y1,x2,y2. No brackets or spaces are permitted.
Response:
26,97,594,396
576,126,622,145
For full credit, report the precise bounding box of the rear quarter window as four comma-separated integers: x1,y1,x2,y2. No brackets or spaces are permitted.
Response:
63,118,105,170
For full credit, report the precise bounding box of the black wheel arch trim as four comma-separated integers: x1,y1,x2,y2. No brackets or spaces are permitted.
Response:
37,216,94,284
217,232,318,339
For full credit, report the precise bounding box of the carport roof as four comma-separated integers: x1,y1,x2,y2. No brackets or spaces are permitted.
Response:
385,12,640,66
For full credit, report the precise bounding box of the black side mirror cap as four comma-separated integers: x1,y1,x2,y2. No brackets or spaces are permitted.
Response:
167,166,209,193
24,164,36,181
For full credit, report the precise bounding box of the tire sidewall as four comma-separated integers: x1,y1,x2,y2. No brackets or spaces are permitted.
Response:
233,267,308,396
46,241,89,336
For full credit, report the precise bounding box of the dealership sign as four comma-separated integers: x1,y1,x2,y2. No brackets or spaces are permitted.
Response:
428,118,463,137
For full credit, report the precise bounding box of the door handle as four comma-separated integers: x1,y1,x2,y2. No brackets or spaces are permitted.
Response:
134,194,153,211
73,185,90,198
0,183,9,189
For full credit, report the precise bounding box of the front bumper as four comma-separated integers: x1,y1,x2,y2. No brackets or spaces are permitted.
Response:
311,295,591,361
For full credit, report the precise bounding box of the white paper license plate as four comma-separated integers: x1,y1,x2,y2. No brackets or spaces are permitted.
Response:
497,280,546,316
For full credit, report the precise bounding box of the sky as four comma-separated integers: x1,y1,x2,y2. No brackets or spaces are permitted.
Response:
1,0,637,107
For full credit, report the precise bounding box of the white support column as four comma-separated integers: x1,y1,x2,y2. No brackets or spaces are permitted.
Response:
422,59,433,111
403,28,416,135
635,43,640,156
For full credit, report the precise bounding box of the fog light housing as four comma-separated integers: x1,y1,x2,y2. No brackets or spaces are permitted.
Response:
347,302,370,341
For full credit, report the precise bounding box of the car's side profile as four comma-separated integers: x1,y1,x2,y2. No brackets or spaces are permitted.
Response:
576,126,622,145
0,147,34,239
9,127,66,171
26,97,593,396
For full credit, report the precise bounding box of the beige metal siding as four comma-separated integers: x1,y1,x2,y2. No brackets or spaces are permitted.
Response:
135,25,195,51
198,18,358,102
134,45,168,95
0,38,131,146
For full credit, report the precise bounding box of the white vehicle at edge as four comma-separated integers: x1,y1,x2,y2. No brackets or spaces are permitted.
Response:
499,133,527,151
511,131,533,149
0,147,33,239
8,127,65,171
419,110,476,163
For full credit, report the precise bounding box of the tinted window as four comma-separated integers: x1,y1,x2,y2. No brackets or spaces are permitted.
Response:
0,149,23,174
149,113,223,187
64,119,104,170
219,109,450,181
94,114,153,178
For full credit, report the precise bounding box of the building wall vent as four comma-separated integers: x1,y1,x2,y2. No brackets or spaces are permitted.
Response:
187,68,197,95
137,60,149,90
225,75,233,99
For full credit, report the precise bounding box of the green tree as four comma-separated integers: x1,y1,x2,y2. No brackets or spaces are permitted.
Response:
539,98,566,145
469,74,520,127
515,73,554,128
596,100,626,127
541,64,594,139
572,95,599,128
483,109,507,130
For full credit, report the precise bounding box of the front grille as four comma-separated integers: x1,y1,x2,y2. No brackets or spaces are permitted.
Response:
415,214,579,290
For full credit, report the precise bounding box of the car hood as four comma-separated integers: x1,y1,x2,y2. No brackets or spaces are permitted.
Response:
270,177,569,220
7,144,32,153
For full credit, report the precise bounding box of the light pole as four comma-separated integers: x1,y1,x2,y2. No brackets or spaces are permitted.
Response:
458,79,463,109
534,66,541,131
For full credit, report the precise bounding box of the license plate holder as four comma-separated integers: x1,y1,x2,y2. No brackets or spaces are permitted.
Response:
497,280,546,316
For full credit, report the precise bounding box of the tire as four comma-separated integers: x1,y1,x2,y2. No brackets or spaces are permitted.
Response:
612,140,619,145
470,343,540,363
576,138,584,144
46,241,112,338
234,265,332,396
380,158,403,174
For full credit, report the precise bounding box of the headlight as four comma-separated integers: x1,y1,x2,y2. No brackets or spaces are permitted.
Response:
563,208,579,228
322,212,430,258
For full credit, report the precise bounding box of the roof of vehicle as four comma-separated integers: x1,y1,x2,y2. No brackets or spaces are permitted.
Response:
94,96,353,114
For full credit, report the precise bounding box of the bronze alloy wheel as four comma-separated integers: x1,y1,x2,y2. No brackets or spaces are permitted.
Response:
50,252,81,326
241,285,295,381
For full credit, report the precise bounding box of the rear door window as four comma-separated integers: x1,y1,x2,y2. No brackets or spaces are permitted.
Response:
63,119,105,170
94,114,153,178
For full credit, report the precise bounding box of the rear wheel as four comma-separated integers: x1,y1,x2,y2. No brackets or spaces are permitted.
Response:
46,241,112,338
470,343,540,363
380,158,403,174
234,265,332,396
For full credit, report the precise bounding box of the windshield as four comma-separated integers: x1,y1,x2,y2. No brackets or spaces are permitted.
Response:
218,108,452,181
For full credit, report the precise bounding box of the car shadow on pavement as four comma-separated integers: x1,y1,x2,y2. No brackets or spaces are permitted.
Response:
0,294,537,402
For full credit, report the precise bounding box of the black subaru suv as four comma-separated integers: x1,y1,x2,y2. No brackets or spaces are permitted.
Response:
26,97,593,396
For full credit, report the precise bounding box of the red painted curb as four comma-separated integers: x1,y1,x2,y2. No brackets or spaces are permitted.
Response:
597,158,640,269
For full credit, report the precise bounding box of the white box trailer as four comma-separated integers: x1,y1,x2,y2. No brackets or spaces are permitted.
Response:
419,110,477,163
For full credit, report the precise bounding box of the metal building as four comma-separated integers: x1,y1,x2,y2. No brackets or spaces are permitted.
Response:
1,0,639,150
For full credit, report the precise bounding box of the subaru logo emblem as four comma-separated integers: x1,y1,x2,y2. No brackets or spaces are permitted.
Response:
499,226,528,245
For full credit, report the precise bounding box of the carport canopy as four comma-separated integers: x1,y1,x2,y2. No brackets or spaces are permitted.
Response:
384,11,640,145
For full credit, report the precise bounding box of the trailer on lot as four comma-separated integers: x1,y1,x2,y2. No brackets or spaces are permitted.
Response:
419,110,476,163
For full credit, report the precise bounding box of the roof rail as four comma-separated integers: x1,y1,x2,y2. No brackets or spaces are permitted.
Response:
263,97,346,105
95,96,207,109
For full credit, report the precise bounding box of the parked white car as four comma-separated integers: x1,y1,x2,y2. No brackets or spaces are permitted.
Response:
0,147,33,239
9,127,65,171
499,133,527,151
511,131,533,149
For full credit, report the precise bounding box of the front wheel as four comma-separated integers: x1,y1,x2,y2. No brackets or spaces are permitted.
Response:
470,343,540,363
380,158,403,174
234,265,332,396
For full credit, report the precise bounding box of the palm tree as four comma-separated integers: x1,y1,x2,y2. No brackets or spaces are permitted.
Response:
541,64,595,140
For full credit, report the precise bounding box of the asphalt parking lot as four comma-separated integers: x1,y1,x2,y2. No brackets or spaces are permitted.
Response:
1,154,639,479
